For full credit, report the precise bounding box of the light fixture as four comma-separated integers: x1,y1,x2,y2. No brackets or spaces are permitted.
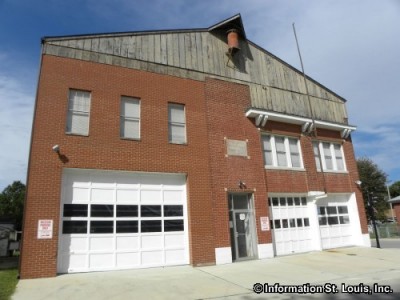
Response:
52,145,60,154
355,180,362,186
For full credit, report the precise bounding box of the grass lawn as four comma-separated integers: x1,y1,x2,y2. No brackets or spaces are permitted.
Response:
0,268,18,300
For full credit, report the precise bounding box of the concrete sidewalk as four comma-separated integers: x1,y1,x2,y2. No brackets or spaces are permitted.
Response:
12,247,400,299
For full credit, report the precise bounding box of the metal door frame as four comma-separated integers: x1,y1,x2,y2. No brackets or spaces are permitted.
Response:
228,193,257,261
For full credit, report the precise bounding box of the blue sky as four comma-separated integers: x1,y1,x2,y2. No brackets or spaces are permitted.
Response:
0,0,399,190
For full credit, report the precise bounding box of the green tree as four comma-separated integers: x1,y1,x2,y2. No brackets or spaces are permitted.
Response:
389,181,400,198
356,158,388,221
0,181,25,230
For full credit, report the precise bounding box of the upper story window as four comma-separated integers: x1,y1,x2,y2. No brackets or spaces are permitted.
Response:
168,103,186,144
261,134,303,169
120,96,140,139
313,141,346,172
66,89,91,136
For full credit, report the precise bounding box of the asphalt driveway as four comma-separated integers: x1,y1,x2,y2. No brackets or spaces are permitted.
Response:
13,247,400,299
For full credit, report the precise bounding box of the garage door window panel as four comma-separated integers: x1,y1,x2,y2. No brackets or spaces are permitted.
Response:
141,205,161,217
164,205,183,217
116,221,138,233
91,205,114,217
164,220,184,232
63,204,88,217
90,221,113,234
141,220,162,233
63,221,87,234
117,205,138,217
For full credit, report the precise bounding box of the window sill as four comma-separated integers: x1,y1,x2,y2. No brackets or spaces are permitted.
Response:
65,132,89,137
169,142,188,146
317,170,349,174
265,166,306,172
121,137,141,141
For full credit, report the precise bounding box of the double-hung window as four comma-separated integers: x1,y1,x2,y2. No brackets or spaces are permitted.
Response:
313,141,346,172
261,134,303,169
168,103,186,144
120,96,140,139
66,89,91,135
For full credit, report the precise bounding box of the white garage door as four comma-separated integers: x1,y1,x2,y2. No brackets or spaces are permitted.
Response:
318,196,352,249
57,169,189,273
269,196,313,256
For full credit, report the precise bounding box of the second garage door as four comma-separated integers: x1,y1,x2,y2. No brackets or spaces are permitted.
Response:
57,169,188,273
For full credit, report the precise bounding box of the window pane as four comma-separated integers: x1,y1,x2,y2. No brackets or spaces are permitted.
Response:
287,198,293,206
262,135,272,151
279,197,286,206
67,90,90,135
275,137,287,166
328,216,339,225
301,197,307,206
272,197,279,206
339,216,350,224
91,205,114,217
168,104,185,123
68,112,89,135
282,219,288,228
262,135,273,165
304,218,310,227
274,220,281,229
117,205,138,217
289,219,296,228
326,207,337,215
338,206,348,214
121,97,140,118
291,154,301,168
141,220,162,232
90,221,113,233
297,218,303,227
334,145,344,170
289,139,301,168
141,205,161,217
313,142,321,170
323,143,333,170
164,220,184,232
121,119,140,139
63,204,88,217
318,207,326,215
169,124,186,144
164,205,183,217
63,221,87,234
294,197,300,206
116,221,138,233
319,217,327,225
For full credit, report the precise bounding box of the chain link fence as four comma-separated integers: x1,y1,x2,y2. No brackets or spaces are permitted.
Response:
369,223,400,238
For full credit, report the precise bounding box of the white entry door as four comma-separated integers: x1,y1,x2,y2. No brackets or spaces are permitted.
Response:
57,169,189,273
269,196,313,256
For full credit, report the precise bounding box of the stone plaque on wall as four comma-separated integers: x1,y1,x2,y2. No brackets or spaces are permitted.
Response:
226,139,248,157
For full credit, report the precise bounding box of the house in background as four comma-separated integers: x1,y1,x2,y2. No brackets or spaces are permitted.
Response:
0,217,16,257
388,196,400,224
20,14,370,279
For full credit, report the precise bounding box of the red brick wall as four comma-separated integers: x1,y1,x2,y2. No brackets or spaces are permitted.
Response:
21,55,215,278
204,78,271,248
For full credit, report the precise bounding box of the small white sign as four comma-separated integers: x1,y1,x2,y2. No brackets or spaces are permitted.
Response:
260,217,269,231
37,219,53,239
226,139,248,157
239,213,246,221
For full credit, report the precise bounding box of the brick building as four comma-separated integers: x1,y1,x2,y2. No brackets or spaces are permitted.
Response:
20,15,370,279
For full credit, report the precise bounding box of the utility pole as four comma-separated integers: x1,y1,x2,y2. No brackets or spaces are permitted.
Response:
386,183,395,222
